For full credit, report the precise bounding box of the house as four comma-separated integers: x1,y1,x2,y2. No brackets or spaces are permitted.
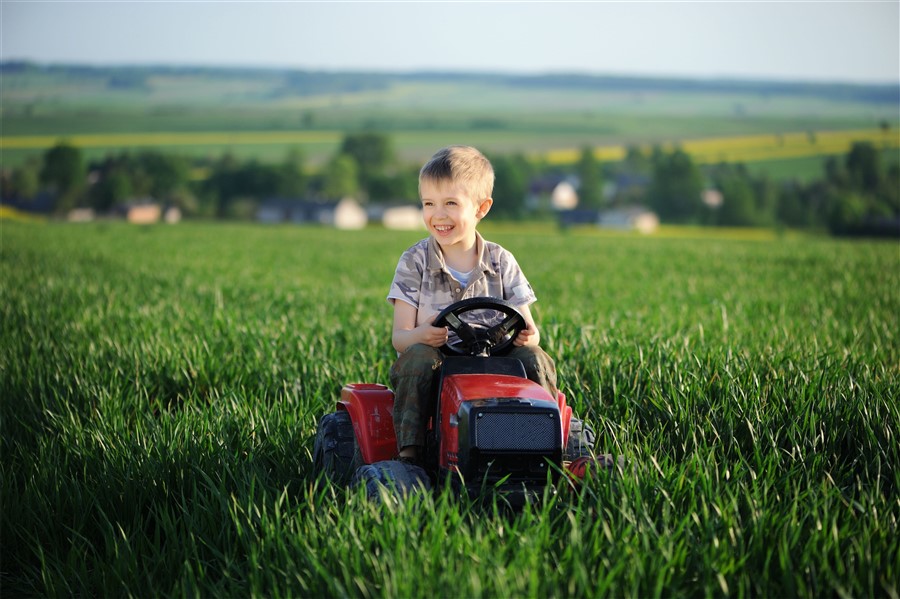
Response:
551,181,578,210
163,206,182,224
558,208,602,228
598,207,659,234
2,192,58,216
527,174,580,211
331,198,367,229
67,208,95,222
257,198,295,223
366,204,424,230
124,201,162,224
257,198,367,229
702,189,724,209
558,205,659,234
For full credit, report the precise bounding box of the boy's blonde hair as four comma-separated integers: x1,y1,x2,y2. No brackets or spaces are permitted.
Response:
419,145,494,202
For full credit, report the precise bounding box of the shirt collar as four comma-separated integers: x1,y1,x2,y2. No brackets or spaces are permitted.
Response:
426,232,498,277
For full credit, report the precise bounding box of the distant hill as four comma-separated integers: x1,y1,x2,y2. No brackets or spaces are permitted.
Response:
3,61,897,105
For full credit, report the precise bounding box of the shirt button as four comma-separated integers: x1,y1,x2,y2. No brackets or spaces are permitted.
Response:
455,288,461,293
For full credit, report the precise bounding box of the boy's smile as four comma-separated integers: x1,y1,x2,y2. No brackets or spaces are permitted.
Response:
420,180,492,253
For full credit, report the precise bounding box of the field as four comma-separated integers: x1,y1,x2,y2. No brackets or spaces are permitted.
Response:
1,221,897,596
3,67,898,178
5,127,897,169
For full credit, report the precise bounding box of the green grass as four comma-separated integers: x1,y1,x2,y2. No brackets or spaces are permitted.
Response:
1,222,898,597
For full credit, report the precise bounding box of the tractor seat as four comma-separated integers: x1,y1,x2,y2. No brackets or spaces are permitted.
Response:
440,356,527,379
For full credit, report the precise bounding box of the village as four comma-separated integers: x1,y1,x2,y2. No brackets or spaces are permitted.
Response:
58,175,662,234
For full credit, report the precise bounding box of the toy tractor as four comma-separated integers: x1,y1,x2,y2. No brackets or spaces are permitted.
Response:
312,297,604,503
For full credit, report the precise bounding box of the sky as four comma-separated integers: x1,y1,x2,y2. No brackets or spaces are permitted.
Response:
2,1,899,85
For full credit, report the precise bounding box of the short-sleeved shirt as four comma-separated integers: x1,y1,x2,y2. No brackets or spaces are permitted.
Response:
387,232,537,328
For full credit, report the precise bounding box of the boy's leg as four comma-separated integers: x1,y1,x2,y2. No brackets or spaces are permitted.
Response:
389,344,443,454
506,345,558,398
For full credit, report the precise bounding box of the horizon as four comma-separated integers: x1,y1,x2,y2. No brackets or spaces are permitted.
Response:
3,2,898,87
4,59,898,89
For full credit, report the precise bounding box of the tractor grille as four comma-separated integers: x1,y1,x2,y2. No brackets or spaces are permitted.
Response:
474,411,558,452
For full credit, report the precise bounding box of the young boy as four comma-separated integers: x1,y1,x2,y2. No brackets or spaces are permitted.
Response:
387,145,557,466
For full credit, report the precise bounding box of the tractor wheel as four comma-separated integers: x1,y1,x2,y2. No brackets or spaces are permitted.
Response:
564,418,596,460
313,411,363,486
352,460,432,502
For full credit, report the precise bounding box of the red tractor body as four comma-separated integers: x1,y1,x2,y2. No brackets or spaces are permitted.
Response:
334,357,579,497
313,298,599,501
338,383,396,464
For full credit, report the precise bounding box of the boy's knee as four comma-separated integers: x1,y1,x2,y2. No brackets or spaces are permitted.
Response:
404,343,443,360
511,345,555,369
391,344,443,378
508,345,557,391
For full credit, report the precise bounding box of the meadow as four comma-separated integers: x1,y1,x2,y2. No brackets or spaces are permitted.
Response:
3,67,898,175
1,221,898,597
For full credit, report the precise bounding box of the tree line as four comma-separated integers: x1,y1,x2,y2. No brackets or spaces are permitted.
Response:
2,132,898,236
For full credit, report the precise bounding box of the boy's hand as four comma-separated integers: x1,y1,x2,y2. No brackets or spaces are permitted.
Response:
419,319,450,348
392,304,449,353
514,323,539,347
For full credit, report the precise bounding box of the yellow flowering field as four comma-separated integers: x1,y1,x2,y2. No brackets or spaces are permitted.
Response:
543,128,898,165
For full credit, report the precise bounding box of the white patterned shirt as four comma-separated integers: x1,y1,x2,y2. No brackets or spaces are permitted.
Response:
387,232,537,329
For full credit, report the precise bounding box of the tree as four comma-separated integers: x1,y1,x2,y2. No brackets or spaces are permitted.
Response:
339,132,395,193
881,163,900,214
827,190,869,234
40,142,84,209
367,170,417,203
322,154,360,200
647,147,704,223
575,146,603,208
752,175,779,227
277,147,308,197
622,146,652,176
712,164,756,226
138,152,191,200
203,154,284,215
91,167,133,212
845,142,881,193
86,151,195,213
776,181,810,228
824,156,846,188
820,143,898,235
3,159,40,200
609,146,651,206
706,163,778,227
489,154,530,218
234,161,281,199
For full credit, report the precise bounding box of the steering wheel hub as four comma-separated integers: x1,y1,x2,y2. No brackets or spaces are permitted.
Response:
432,297,526,356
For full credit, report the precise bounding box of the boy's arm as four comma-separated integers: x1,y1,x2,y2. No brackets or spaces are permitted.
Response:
392,300,449,353
513,303,541,347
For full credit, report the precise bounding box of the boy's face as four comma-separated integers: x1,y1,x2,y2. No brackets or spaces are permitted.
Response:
420,179,492,251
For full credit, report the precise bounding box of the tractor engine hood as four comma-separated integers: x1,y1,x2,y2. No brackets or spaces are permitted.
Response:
440,373,556,405
439,373,563,489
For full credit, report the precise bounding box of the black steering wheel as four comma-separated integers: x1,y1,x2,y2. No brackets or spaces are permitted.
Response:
432,297,527,357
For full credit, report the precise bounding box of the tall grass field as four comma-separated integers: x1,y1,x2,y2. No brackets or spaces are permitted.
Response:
1,222,897,597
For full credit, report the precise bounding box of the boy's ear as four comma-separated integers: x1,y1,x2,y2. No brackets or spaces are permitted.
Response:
476,197,493,219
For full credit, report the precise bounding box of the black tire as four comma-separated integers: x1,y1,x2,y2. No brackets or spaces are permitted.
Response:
564,417,596,460
352,460,432,502
313,411,363,485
